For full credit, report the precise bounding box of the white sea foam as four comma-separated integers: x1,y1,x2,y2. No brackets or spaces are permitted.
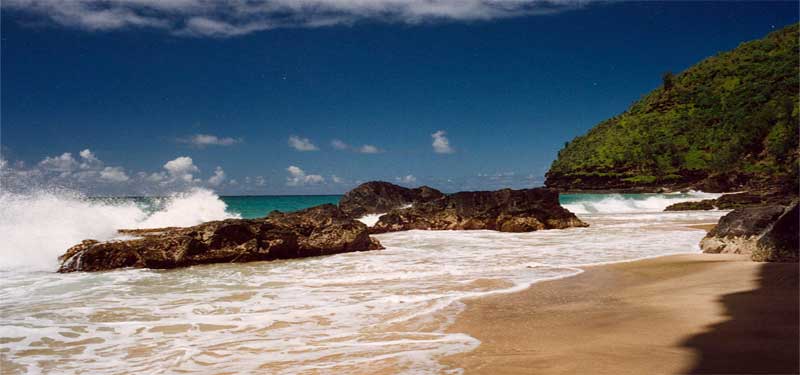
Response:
561,191,721,214
357,213,385,227
0,188,238,271
0,193,727,374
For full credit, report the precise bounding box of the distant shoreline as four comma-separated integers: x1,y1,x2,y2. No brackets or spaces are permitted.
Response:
442,253,799,374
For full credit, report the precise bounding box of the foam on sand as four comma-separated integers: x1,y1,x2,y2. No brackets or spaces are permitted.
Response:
0,196,727,373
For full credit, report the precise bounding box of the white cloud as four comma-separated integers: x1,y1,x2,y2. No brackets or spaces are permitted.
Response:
2,0,585,37
432,130,454,154
331,139,349,150
331,175,344,183
208,166,226,186
163,156,199,182
146,172,167,182
288,136,319,151
357,144,381,154
182,134,240,147
99,166,130,182
79,148,99,162
331,139,382,153
286,165,325,186
395,174,417,184
38,152,79,172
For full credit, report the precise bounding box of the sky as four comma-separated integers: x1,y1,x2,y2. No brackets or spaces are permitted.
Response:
1,1,798,195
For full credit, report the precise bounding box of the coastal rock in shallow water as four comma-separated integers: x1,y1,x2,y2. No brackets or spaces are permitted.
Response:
663,189,796,211
664,199,717,211
370,188,587,233
338,181,445,218
58,204,383,273
700,202,798,262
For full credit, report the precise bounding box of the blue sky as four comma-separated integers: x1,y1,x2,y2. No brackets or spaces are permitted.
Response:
1,1,797,195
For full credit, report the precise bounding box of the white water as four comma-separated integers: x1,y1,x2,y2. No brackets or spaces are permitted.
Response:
0,192,727,374
0,188,238,271
561,191,720,214
357,213,384,227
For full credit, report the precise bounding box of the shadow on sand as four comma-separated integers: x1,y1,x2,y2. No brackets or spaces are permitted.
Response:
681,262,799,374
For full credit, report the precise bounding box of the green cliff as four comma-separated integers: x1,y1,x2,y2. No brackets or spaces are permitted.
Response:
546,24,799,192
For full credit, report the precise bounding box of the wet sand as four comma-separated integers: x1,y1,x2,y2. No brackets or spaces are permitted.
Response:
442,254,799,374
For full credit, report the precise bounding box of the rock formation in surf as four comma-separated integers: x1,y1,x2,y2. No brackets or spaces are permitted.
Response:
700,201,798,262
369,187,588,233
338,181,445,218
58,204,383,273
664,189,795,211
59,182,587,272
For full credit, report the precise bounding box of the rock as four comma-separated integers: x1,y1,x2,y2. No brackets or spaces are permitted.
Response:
370,188,588,233
664,199,716,211
700,202,798,262
754,202,799,262
58,204,383,273
663,189,796,211
338,181,445,218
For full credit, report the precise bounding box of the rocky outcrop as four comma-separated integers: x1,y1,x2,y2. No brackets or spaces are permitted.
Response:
339,181,445,218
700,202,798,262
370,188,587,233
58,204,383,273
664,199,716,211
664,189,796,211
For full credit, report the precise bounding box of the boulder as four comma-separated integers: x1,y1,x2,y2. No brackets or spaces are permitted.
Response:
338,181,445,218
370,188,588,233
58,204,383,273
700,202,798,262
663,189,795,211
753,203,799,262
664,199,716,211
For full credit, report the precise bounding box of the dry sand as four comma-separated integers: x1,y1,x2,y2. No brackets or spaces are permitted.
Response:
442,254,799,375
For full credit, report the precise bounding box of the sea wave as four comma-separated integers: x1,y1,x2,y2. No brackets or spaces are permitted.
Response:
0,188,239,271
561,191,721,214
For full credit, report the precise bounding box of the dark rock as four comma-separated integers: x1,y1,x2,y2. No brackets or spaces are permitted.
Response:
663,189,797,211
754,203,799,262
339,181,445,218
664,199,716,211
58,204,383,273
700,202,798,262
370,188,587,233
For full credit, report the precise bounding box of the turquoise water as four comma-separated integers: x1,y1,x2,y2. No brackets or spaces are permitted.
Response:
211,193,720,219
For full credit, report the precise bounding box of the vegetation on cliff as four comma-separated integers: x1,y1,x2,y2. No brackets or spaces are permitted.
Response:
546,24,799,191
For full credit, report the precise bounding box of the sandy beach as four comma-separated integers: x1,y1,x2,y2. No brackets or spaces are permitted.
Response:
443,253,799,375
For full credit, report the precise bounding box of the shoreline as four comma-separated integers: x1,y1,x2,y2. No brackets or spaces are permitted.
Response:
441,253,799,374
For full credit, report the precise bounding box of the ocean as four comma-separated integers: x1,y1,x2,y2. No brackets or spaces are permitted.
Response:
0,189,727,374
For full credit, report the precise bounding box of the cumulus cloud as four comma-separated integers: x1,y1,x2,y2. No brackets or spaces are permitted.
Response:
432,130,454,154
2,149,242,194
331,139,382,153
99,166,130,182
38,152,80,172
331,175,344,183
2,0,585,37
180,134,240,147
331,139,349,150
208,166,226,186
288,136,319,151
286,165,325,186
163,156,199,182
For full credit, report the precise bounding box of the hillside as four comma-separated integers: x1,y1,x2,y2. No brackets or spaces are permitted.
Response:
546,24,799,192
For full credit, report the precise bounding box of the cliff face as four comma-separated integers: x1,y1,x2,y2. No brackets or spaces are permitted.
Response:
546,24,799,193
